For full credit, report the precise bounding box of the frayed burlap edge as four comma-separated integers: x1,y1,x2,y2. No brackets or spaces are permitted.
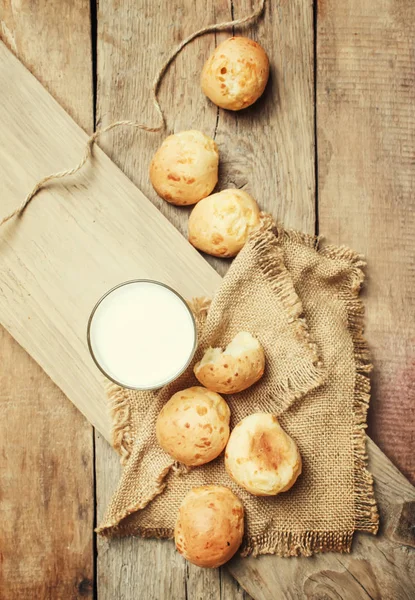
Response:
250,218,325,412
320,244,379,537
106,382,132,466
95,464,174,537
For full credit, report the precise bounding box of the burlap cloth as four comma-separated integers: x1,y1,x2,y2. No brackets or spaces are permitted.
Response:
97,217,379,557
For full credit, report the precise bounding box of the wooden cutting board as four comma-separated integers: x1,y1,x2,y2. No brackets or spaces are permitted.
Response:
0,41,221,440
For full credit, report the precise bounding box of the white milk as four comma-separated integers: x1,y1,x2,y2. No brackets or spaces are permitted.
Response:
88,281,196,389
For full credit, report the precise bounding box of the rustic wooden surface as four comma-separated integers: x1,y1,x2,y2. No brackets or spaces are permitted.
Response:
0,0,93,128
317,0,415,484
1,0,414,598
0,2,94,598
0,326,94,599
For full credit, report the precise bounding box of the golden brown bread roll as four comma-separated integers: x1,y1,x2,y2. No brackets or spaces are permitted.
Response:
194,332,265,394
156,387,230,466
225,413,302,496
188,189,261,257
201,37,269,111
149,130,219,205
174,485,244,567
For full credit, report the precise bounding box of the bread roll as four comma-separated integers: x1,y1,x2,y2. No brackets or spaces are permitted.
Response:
174,485,244,567
194,332,265,394
201,37,269,111
225,413,302,496
156,387,230,466
150,130,219,205
188,189,260,257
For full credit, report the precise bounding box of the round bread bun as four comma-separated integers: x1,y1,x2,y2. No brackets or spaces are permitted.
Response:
174,485,244,567
225,413,302,496
188,189,261,257
194,332,265,394
149,130,219,205
201,37,269,111
156,387,230,466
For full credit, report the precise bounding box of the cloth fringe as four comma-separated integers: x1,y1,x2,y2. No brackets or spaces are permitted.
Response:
240,530,355,558
187,297,211,322
95,526,356,559
96,464,173,535
251,217,325,413
325,245,379,535
276,228,379,537
106,382,132,466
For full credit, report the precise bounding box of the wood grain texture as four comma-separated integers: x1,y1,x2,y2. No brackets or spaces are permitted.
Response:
0,327,94,599
0,3,94,598
317,0,415,483
0,0,93,132
0,40,221,441
228,438,415,600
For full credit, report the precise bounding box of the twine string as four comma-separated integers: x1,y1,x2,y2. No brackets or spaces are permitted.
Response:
1,0,265,228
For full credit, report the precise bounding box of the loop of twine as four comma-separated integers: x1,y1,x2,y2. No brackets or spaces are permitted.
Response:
1,0,265,228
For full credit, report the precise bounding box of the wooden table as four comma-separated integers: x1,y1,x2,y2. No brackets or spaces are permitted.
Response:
1,1,414,598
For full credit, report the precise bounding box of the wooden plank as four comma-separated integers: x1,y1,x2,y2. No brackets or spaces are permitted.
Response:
0,0,93,129
0,40,221,442
0,328,95,598
0,2,94,598
0,328,94,600
95,0,313,595
214,0,315,236
228,438,415,599
221,570,251,600
317,0,415,483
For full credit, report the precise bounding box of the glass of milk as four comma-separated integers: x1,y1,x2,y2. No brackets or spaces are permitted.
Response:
87,280,197,390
